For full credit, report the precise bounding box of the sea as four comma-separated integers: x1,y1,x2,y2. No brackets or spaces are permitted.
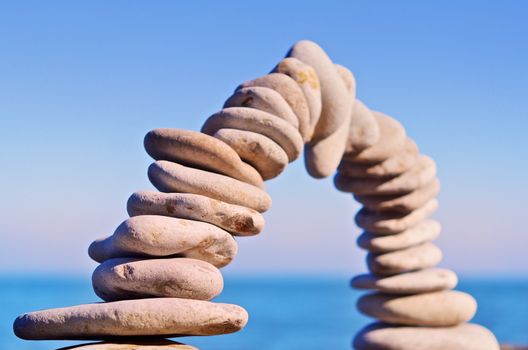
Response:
1,275,527,350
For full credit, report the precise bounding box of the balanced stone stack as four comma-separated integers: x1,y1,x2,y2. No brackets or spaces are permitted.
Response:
13,40,499,349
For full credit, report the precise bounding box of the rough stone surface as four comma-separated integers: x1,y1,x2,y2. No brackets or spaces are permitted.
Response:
92,258,223,302
213,128,288,180
353,323,500,350
357,290,477,327
144,128,263,189
342,99,380,155
355,198,439,234
351,268,458,294
58,340,198,349
357,220,441,253
14,298,248,339
367,243,443,275
238,73,310,141
273,57,322,138
127,190,264,236
88,215,237,268
201,107,303,162
224,86,299,128
355,178,440,213
148,160,271,213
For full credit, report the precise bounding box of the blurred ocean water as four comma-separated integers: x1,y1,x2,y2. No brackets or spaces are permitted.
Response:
2,275,527,350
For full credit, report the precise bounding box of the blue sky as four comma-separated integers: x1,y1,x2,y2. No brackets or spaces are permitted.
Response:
0,1,527,277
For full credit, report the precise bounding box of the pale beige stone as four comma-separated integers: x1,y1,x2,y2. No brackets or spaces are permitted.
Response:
88,215,237,268
238,73,310,141
352,268,458,294
343,99,381,154
343,112,407,163
335,155,436,195
127,190,264,236
201,107,303,162
357,290,477,327
355,198,438,234
223,86,299,128
213,128,288,180
92,258,223,302
14,298,248,339
144,128,263,189
339,138,418,178
273,57,321,138
354,323,500,350
355,178,440,213
148,160,271,213
357,220,441,253
58,340,197,350
367,243,442,275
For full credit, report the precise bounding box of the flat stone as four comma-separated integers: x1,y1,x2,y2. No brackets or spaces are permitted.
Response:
92,258,223,302
88,215,237,268
14,298,248,340
355,178,440,213
144,128,263,189
342,99,380,154
223,86,299,128
148,160,271,213
357,220,441,253
343,112,407,164
58,340,197,349
213,128,288,180
238,73,310,141
351,268,458,294
357,290,477,327
367,243,443,275
273,57,321,138
127,190,264,236
354,323,500,350
355,198,438,234
340,138,418,178
335,155,436,196
201,107,303,162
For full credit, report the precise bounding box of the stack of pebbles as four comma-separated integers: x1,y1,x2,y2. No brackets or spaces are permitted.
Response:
13,40,499,350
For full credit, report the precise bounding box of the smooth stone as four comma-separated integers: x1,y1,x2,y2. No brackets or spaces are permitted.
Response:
357,290,477,326
343,112,407,163
334,63,356,101
343,99,381,154
148,160,271,213
367,242,443,275
58,340,197,350
88,215,237,268
273,57,322,138
92,258,223,302
353,322,500,350
287,40,352,142
213,128,288,180
144,128,263,189
223,86,299,128
238,73,310,141
355,198,439,234
352,268,458,294
127,190,264,236
335,155,436,196
339,138,418,178
357,220,441,253
201,107,303,162
14,298,248,339
355,178,440,213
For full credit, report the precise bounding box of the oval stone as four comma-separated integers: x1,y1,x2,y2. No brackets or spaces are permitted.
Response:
14,298,248,339
213,128,288,180
357,290,478,327
127,190,264,236
367,242,443,275
88,215,237,268
92,257,223,302
343,99,380,154
148,160,272,213
353,323,500,350
58,340,197,349
201,107,303,162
